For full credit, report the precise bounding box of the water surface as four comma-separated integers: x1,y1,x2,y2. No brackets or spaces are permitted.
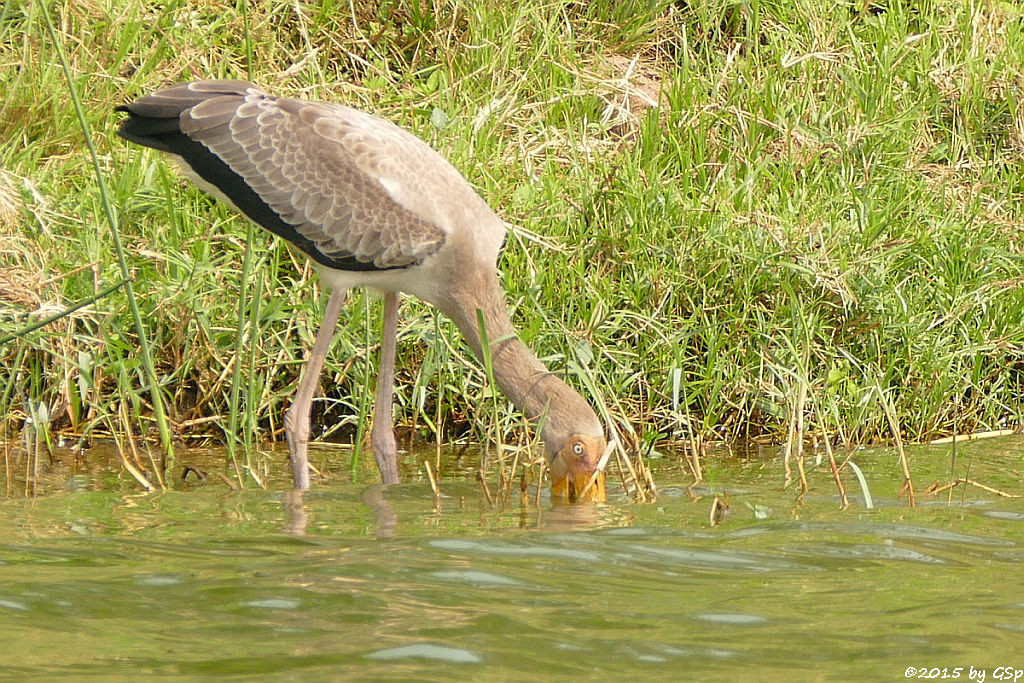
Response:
2,437,1023,679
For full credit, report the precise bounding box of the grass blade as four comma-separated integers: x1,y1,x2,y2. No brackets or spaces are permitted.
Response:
37,0,175,480
846,460,874,510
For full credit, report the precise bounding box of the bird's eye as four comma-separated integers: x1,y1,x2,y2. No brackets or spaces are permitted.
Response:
571,442,584,456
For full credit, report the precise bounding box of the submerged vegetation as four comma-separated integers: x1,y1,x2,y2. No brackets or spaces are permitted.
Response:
2,0,1024,494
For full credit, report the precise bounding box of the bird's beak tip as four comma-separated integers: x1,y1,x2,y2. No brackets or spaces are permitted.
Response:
551,470,607,503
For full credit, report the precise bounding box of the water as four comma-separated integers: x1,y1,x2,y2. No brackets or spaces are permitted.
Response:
2,437,1023,679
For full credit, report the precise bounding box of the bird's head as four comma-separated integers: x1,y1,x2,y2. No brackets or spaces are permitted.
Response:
548,434,608,503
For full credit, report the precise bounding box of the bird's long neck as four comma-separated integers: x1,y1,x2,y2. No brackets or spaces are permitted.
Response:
437,269,602,451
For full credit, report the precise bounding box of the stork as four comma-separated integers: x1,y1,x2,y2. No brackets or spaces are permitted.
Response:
116,80,607,501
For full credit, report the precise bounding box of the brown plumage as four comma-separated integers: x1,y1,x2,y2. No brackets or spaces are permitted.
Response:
116,80,608,501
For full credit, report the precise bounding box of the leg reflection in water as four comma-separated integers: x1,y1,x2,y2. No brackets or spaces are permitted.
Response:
282,486,398,539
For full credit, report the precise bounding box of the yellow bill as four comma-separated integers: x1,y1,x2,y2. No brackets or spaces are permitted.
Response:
550,436,613,503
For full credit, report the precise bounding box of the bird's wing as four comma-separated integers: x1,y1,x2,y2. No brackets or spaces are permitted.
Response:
120,80,452,270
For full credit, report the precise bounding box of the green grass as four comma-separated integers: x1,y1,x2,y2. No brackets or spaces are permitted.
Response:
2,0,1024,492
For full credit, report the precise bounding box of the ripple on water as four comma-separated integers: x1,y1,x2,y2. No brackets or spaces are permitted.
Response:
0,598,29,612
132,574,183,587
243,598,300,610
426,569,527,587
428,538,602,562
979,510,1024,522
622,543,817,573
779,542,951,565
365,643,483,664
693,612,770,626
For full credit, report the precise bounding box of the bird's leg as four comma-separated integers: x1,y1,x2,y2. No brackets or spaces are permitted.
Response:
370,291,400,485
285,288,346,489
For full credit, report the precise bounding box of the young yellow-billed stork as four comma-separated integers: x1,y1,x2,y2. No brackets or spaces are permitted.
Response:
116,80,607,501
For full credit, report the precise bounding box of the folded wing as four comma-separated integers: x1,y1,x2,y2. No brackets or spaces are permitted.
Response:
117,80,447,271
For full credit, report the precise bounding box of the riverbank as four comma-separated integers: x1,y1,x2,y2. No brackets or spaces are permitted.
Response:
2,0,1023,489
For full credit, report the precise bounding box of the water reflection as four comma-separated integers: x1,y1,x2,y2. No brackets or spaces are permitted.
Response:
2,438,1024,677
282,489,308,537
361,485,398,538
283,482,633,538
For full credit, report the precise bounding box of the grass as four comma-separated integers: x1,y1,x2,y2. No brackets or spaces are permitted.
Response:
2,0,1024,497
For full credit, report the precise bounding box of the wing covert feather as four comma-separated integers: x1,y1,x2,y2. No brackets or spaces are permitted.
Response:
177,84,449,269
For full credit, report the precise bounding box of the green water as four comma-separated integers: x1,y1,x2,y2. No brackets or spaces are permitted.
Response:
2,437,1023,680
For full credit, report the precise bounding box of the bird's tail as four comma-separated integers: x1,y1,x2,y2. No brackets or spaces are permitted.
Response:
115,80,259,152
